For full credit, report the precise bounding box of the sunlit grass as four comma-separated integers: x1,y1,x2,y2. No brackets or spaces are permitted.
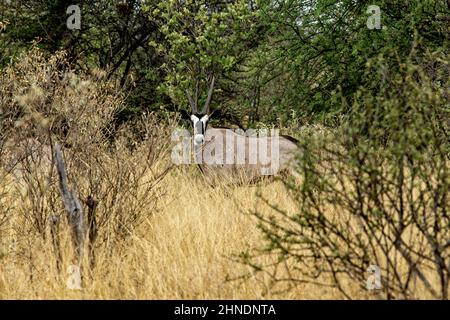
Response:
0,163,354,299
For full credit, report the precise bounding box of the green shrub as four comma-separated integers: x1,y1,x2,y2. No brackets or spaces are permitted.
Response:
243,47,449,299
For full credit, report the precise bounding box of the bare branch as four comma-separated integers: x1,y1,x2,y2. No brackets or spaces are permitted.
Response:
54,142,85,264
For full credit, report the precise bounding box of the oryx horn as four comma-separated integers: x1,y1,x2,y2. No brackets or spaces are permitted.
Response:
202,76,215,114
185,88,198,114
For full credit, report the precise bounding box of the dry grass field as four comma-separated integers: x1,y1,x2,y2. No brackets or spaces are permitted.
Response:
0,162,367,300
0,155,446,300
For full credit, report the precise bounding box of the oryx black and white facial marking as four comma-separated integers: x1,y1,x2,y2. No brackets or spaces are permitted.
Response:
185,76,215,148
191,114,210,147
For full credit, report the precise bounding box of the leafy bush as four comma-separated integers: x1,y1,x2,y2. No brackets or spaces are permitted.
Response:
243,47,450,299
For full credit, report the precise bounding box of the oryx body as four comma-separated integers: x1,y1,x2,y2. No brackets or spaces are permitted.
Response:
192,127,299,184
184,76,300,184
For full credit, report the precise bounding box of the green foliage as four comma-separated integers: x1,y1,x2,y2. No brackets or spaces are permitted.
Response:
253,0,449,124
1,0,448,127
244,47,450,299
0,0,167,123
149,0,256,113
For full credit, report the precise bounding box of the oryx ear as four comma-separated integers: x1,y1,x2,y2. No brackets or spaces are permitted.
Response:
200,114,209,122
191,114,199,122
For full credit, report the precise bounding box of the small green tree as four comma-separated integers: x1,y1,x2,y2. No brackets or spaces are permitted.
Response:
149,0,256,118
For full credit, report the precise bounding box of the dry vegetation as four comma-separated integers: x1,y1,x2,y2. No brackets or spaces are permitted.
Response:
0,168,347,299
0,162,446,299
0,49,448,300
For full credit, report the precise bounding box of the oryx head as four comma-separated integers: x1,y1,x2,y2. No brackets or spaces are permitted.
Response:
184,76,215,147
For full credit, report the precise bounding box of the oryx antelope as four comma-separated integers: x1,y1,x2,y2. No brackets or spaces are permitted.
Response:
183,76,301,184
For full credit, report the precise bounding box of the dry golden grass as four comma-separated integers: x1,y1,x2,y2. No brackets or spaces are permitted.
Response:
1,161,445,299
0,163,358,300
